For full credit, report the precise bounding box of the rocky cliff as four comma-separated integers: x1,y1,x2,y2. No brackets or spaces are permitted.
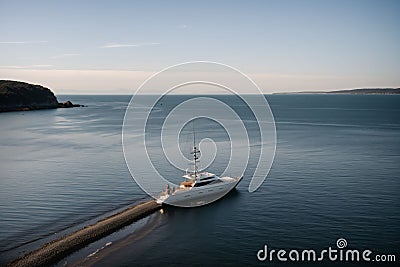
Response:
0,80,82,112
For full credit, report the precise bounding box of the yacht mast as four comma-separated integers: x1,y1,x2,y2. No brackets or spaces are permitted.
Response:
192,121,199,178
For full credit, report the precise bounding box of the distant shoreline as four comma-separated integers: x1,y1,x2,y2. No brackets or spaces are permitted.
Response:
273,88,400,95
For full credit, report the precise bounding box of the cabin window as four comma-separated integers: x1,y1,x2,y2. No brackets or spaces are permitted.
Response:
194,180,214,187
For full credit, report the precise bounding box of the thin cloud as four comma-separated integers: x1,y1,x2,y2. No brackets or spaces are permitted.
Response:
0,41,48,44
178,24,188,29
0,64,52,69
100,42,160,48
0,65,26,69
52,53,80,59
31,64,53,67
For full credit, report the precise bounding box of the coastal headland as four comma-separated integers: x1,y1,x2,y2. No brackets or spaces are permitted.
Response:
0,80,83,112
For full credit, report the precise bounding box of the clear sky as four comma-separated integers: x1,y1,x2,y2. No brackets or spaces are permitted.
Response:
0,0,399,94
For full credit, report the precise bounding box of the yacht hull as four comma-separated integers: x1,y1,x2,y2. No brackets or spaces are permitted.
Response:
161,176,243,207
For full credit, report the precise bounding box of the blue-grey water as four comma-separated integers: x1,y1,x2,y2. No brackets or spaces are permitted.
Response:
0,95,399,266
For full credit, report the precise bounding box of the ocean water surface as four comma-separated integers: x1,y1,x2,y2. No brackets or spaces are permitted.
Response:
0,94,399,266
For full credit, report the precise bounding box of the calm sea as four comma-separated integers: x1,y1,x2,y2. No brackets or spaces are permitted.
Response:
0,95,399,266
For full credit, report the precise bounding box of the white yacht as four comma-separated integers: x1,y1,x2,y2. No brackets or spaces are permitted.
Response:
157,129,243,207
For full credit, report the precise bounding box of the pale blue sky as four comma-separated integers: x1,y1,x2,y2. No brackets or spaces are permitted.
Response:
0,0,399,93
